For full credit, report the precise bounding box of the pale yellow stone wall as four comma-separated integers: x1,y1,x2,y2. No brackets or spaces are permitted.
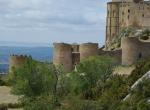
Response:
106,0,150,48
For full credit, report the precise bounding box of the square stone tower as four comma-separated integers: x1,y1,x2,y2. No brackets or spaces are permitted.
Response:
105,0,150,49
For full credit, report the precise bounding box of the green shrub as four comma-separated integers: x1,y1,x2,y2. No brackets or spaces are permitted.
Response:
68,56,116,99
0,104,8,110
140,35,149,40
7,103,23,108
22,96,54,110
139,29,150,40
0,76,6,86
9,59,62,110
60,98,101,110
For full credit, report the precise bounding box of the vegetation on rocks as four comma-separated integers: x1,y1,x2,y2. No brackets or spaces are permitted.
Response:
109,28,150,50
6,56,150,110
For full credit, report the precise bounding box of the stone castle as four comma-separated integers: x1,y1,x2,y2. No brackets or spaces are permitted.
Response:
9,0,150,73
53,0,150,72
106,0,150,48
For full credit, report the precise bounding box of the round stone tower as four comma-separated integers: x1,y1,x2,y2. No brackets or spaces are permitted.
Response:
9,55,28,73
121,37,140,65
106,1,120,49
53,43,73,72
79,43,99,60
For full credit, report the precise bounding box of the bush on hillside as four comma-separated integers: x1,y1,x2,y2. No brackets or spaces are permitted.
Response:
140,29,150,40
67,56,116,100
9,59,63,110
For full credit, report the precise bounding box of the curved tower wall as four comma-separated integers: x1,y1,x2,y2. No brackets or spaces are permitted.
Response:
121,37,150,65
79,43,99,60
121,37,140,65
9,55,28,73
53,43,73,72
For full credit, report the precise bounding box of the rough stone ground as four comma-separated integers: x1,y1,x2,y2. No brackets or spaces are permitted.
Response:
0,86,19,104
0,86,22,110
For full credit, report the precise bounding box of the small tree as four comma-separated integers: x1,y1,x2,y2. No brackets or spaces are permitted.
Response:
69,56,116,99
9,59,61,110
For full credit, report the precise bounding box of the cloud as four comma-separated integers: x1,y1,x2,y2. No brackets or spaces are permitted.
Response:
0,0,107,29
0,0,108,44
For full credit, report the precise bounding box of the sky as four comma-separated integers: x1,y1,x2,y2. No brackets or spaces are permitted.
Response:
0,0,108,46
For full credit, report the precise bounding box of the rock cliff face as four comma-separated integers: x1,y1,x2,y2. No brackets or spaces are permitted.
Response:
124,70,150,101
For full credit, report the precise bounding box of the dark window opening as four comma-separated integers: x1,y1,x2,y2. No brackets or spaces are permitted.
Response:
128,9,130,13
128,15,130,20
113,10,115,17
142,14,144,17
139,53,142,59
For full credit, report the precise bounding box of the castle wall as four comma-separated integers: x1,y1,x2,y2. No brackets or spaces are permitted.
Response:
79,43,99,60
99,49,122,64
53,43,73,72
72,53,80,67
106,0,150,49
121,37,150,65
71,44,79,52
9,55,28,73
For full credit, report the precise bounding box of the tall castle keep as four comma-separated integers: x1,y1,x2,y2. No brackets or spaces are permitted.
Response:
106,0,150,48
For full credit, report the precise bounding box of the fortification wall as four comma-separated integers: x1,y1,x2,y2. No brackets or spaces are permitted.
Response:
79,43,99,60
53,43,73,72
121,37,150,65
72,52,80,67
71,44,79,52
9,55,28,73
99,49,122,64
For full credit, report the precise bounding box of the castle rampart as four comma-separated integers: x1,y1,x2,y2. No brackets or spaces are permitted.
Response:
99,49,122,64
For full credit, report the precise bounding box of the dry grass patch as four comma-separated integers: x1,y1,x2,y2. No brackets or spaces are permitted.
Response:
0,86,19,104
113,65,135,75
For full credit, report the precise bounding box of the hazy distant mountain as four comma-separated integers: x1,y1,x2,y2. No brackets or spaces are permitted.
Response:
0,46,53,63
0,41,52,47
